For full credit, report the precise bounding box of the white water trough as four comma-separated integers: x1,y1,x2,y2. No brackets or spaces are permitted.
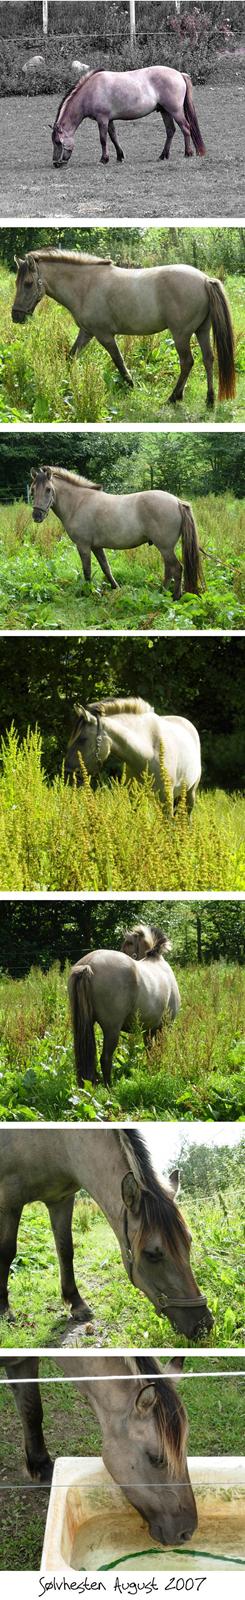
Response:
42,1455,245,1573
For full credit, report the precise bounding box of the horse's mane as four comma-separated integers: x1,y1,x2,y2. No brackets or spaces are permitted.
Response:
38,466,101,493
120,1129,190,1259
88,697,152,718
54,68,105,126
132,1355,188,1476
32,249,111,267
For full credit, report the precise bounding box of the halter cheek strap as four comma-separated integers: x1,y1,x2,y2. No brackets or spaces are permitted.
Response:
95,714,107,765
122,1209,208,1314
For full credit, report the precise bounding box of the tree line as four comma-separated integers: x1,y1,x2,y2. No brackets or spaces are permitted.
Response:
0,430,244,503
0,898,244,978
1,225,244,276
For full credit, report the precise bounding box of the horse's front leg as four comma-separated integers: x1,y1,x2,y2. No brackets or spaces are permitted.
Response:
0,1205,21,1320
48,1197,94,1327
108,118,124,162
7,1358,53,1483
99,334,134,387
158,108,176,161
94,546,119,589
98,118,110,163
68,328,92,359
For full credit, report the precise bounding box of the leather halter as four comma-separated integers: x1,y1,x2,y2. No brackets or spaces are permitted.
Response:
122,1208,208,1315
95,712,107,764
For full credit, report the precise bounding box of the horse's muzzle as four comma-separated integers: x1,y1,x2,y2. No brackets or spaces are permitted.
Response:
53,147,72,167
32,509,46,523
12,308,26,323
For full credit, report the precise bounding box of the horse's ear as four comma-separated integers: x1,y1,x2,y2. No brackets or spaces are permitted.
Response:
163,1357,185,1381
121,1172,141,1215
14,255,22,270
73,702,91,722
168,1166,180,1199
135,1385,156,1416
26,254,36,274
164,935,172,951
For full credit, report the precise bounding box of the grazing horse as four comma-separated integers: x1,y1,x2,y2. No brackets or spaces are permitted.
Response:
65,696,201,815
30,464,204,597
11,250,236,408
51,65,206,167
1,1353,197,1547
0,1127,213,1337
68,921,181,1086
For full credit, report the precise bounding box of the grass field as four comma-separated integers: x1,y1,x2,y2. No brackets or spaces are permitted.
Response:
0,727,244,892
0,1356,243,1569
0,960,244,1123
0,1181,244,1350
0,266,244,424
0,493,244,631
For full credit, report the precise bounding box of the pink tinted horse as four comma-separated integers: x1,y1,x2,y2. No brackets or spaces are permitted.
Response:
52,65,206,167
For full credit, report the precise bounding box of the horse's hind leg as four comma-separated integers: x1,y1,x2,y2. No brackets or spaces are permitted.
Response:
108,118,124,162
101,1028,119,1087
187,782,198,816
163,553,183,599
196,313,215,407
158,108,176,161
0,1205,21,1319
48,1197,93,1325
94,546,119,590
99,334,134,387
8,1358,53,1482
168,339,194,403
174,114,193,156
79,550,91,583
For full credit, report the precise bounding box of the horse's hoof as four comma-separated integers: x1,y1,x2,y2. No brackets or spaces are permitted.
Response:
185,149,194,158
117,152,124,163
206,393,215,409
100,155,109,164
126,374,134,388
0,1304,15,1322
159,151,169,161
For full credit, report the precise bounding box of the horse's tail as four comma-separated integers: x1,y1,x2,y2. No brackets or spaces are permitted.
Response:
205,278,236,400
180,501,205,595
68,965,96,1086
183,74,206,155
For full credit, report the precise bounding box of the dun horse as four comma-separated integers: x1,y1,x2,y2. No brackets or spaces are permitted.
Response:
31,464,204,597
69,921,181,1086
65,696,201,815
12,250,236,407
0,1127,213,1337
52,65,206,167
1,1354,197,1546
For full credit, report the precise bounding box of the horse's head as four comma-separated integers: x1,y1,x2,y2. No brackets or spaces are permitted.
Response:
122,922,172,960
101,1357,197,1547
120,1137,213,1341
65,704,111,783
52,119,75,167
30,466,55,524
12,255,44,323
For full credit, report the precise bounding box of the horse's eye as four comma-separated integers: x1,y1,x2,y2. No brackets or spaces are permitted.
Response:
147,1452,164,1468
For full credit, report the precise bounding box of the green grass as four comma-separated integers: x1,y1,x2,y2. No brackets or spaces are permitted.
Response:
0,1357,243,1570
0,267,244,423
0,1185,244,1349
0,726,244,891
0,960,244,1124
0,493,244,631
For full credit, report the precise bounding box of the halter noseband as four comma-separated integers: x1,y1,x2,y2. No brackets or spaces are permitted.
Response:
122,1208,208,1314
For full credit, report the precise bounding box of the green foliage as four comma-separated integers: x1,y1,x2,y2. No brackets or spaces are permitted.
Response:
0,725,244,892
0,959,244,1123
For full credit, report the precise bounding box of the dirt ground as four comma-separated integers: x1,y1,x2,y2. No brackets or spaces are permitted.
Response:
0,86,244,217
